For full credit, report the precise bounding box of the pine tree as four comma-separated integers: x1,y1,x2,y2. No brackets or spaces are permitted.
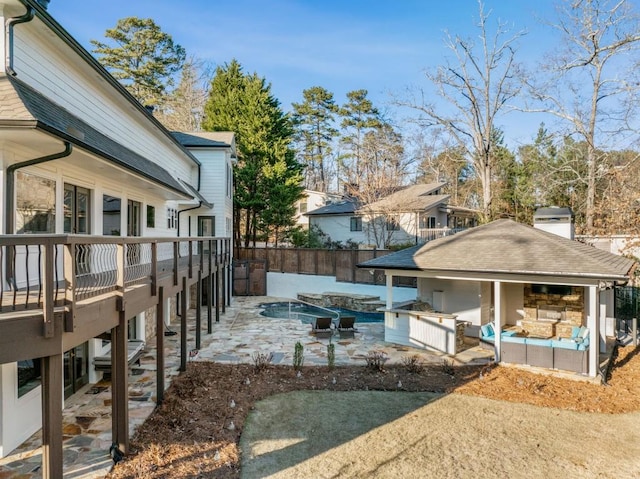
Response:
292,86,338,192
91,17,186,107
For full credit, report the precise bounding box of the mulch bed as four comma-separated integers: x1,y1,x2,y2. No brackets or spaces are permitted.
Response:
108,345,640,479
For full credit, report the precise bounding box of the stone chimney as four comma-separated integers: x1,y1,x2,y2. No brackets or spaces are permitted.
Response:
533,207,574,240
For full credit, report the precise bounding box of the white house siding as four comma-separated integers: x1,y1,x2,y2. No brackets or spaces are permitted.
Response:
190,149,234,238
418,278,482,325
0,362,42,457
12,21,196,183
309,215,368,246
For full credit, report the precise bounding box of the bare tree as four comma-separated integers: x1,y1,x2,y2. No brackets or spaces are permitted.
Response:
399,1,525,221
526,0,640,232
156,56,211,131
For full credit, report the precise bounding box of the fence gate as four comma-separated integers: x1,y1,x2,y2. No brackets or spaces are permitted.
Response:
233,259,267,296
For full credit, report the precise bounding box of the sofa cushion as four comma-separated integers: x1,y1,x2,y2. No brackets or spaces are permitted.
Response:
551,339,578,350
501,330,517,337
480,323,494,338
525,338,552,347
502,335,526,344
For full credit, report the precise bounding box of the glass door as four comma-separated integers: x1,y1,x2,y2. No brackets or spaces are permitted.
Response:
64,342,89,399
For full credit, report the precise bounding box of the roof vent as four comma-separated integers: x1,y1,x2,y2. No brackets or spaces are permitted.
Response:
36,0,50,9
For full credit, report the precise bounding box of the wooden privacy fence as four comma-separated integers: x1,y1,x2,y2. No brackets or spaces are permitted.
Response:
236,247,416,287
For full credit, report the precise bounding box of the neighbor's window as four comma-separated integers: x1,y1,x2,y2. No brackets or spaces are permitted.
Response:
419,213,437,229
16,172,56,234
350,216,362,232
103,195,122,235
146,205,155,228
386,215,400,231
299,201,308,214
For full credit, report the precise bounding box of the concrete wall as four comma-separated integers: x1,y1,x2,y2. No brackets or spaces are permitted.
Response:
267,272,417,304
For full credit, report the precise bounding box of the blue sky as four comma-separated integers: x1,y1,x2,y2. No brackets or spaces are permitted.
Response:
49,0,560,147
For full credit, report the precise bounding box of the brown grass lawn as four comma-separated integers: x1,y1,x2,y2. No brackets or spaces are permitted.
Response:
108,346,640,479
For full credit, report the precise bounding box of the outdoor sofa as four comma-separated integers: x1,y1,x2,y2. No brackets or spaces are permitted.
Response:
479,323,589,374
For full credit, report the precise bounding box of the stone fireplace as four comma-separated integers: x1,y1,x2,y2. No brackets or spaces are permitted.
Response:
522,284,585,337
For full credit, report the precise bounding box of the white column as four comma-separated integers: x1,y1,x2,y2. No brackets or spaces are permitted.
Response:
599,291,608,352
0,7,6,74
587,286,600,378
494,281,502,362
386,274,393,309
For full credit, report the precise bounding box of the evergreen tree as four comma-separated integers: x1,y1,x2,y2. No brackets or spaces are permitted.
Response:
91,17,186,107
338,89,382,193
291,86,338,192
202,60,303,248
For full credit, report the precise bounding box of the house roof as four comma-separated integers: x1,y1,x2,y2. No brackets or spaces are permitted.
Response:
0,75,192,197
359,219,636,282
172,131,232,148
305,199,358,216
361,183,449,212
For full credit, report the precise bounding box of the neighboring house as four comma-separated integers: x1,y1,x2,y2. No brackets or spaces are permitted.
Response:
360,208,636,379
0,0,230,468
171,131,236,239
306,182,476,248
293,189,342,228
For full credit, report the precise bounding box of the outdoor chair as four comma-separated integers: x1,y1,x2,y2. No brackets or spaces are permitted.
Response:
337,315,358,339
312,317,333,338
93,339,146,375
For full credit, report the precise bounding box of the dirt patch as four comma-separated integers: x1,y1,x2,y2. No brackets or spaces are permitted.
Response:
108,345,640,479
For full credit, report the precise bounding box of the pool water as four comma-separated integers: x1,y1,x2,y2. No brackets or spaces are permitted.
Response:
259,302,383,324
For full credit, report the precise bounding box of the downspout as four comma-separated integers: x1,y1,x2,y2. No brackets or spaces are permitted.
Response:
6,141,73,234
177,202,202,237
6,4,35,77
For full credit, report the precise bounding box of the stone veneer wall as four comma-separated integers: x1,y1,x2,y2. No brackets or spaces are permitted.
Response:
523,285,584,326
145,305,157,340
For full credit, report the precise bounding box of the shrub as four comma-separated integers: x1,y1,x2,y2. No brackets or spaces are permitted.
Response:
293,341,304,371
252,352,273,372
327,343,335,370
365,350,388,372
401,354,424,373
441,358,455,376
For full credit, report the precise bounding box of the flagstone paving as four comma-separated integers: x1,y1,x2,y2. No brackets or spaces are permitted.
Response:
0,296,493,478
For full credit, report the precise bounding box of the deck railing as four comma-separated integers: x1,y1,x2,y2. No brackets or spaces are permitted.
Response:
419,227,466,243
0,235,231,315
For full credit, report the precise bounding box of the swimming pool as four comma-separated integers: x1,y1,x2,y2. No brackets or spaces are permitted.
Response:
259,301,384,324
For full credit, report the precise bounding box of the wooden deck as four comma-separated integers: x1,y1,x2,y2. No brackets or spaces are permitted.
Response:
0,234,231,479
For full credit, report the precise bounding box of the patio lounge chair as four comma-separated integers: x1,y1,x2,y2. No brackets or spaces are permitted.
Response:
337,316,358,339
312,317,333,338
93,339,146,374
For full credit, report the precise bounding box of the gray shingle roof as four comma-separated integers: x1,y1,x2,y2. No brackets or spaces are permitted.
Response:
362,183,448,212
0,75,191,198
305,199,358,216
172,131,231,148
360,219,635,281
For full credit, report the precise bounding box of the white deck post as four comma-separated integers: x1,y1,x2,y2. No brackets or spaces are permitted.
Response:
494,281,502,362
587,286,600,378
386,273,393,309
